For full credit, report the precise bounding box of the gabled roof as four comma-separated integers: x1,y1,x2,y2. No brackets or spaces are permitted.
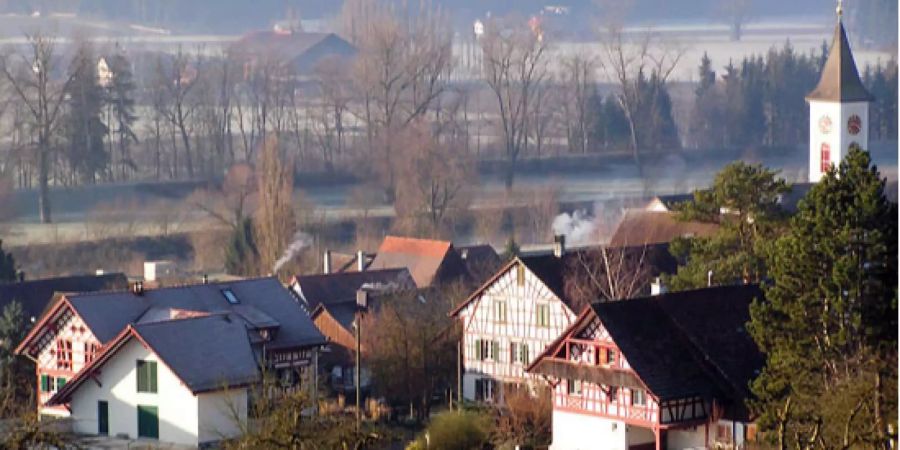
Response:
528,284,764,405
449,244,677,317
49,313,260,405
0,273,127,323
231,31,357,74
369,236,468,286
806,20,873,103
609,210,719,247
291,268,415,310
646,193,694,212
17,277,325,357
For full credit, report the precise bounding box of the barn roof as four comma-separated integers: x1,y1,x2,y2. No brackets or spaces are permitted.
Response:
231,31,357,74
369,236,469,286
0,273,127,324
609,211,719,247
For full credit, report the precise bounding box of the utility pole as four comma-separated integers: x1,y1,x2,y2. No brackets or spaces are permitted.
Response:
457,339,462,413
355,312,361,429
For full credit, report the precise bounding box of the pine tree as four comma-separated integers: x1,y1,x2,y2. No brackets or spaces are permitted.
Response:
64,41,108,184
105,48,138,181
667,162,789,290
748,148,898,449
0,240,15,283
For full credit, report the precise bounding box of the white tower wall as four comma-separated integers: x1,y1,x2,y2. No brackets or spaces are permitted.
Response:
808,100,868,182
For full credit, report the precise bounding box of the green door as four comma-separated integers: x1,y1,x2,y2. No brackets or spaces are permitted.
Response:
137,405,159,439
97,401,108,435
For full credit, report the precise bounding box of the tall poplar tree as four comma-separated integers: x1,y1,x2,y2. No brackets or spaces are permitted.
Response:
749,149,898,449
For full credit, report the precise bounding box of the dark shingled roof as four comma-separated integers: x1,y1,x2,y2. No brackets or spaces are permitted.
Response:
134,314,260,392
291,268,415,310
0,273,127,324
49,314,261,404
806,20,873,103
591,284,764,401
231,31,357,74
65,277,324,350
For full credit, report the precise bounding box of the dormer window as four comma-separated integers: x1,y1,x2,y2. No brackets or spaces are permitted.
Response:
222,289,239,304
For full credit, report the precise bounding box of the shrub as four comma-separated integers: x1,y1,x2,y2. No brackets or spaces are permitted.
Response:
408,411,491,450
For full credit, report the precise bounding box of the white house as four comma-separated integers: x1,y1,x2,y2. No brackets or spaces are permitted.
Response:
527,285,764,450
16,277,326,425
50,315,254,445
450,239,676,402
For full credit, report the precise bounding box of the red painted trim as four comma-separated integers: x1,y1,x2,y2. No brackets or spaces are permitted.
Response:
15,296,73,356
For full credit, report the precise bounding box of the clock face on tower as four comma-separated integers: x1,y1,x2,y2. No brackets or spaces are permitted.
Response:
848,115,862,135
818,115,832,134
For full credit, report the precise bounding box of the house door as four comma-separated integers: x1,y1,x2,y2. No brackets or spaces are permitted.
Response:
137,405,159,439
97,401,108,435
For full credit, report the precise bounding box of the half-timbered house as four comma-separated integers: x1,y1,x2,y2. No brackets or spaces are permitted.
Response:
15,277,325,417
527,284,764,450
450,240,676,402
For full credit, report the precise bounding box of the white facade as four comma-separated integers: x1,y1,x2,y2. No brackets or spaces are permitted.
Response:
68,339,247,446
456,260,576,400
808,100,869,182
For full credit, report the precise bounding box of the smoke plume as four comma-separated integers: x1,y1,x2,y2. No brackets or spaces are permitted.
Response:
551,209,597,245
273,231,313,274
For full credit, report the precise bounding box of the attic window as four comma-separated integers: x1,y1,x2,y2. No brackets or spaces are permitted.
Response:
222,289,239,304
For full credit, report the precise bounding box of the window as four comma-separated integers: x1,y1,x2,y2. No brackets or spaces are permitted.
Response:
56,339,73,370
137,405,159,439
509,342,519,363
536,304,550,327
608,386,618,401
495,301,507,323
136,360,158,393
820,143,831,173
519,343,529,364
631,389,646,406
98,401,109,435
475,378,497,402
600,348,617,366
222,288,239,304
516,264,525,286
84,342,99,364
40,374,54,392
56,377,66,391
567,379,583,396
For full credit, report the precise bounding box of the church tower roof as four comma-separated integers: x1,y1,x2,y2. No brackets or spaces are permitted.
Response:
806,17,873,103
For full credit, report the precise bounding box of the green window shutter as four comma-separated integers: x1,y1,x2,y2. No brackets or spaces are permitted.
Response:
475,340,482,360
137,361,145,392
56,377,66,391
521,344,529,364
98,401,109,435
491,341,499,360
40,375,49,392
149,362,157,393
137,361,158,393
137,405,159,439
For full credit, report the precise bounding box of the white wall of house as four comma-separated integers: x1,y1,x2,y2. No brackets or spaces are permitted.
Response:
549,409,627,450
458,261,575,399
70,339,200,446
198,389,248,443
667,425,707,449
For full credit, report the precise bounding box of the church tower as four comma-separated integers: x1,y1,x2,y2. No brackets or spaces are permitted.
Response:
805,1,873,182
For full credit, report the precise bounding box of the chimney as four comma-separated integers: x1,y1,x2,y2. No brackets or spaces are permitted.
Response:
323,250,332,274
356,289,369,309
16,271,24,283
650,277,667,296
202,274,209,284
553,235,566,258
95,269,105,276
357,250,366,272
132,281,144,296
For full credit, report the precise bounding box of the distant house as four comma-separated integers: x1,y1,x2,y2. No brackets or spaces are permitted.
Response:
645,183,814,216
15,277,325,432
450,240,676,402
643,193,694,213
230,30,357,76
0,273,128,325
368,236,471,287
49,314,257,445
290,268,415,392
609,211,719,247
527,284,764,450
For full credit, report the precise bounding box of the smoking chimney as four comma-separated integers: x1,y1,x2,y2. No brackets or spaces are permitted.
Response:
553,235,566,258
323,250,332,274
650,277,667,296
356,289,369,309
357,250,366,272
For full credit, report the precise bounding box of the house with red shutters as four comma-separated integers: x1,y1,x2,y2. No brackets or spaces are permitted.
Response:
15,277,325,421
526,284,764,450
450,238,676,402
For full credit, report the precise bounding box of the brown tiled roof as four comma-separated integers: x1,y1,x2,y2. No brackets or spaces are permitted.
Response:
369,236,467,286
609,210,719,247
806,20,873,103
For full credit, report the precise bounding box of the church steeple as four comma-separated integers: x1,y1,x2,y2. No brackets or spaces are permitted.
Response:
805,1,872,183
806,7,873,102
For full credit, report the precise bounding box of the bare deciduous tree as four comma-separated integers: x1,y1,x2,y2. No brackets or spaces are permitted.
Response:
1,33,75,223
560,53,598,154
480,16,548,189
254,137,295,273
153,48,200,178
564,245,655,309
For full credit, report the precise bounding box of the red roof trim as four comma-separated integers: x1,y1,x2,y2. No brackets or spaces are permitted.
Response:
15,296,77,357
448,257,519,317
